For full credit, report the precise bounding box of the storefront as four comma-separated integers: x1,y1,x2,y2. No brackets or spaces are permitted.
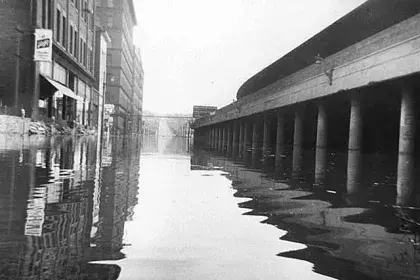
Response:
40,74,84,127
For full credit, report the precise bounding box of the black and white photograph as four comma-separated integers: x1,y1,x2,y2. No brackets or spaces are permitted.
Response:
0,0,419,279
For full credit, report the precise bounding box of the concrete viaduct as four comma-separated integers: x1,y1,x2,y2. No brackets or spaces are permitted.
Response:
192,0,420,204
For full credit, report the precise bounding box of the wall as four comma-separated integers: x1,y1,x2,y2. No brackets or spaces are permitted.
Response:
0,115,31,134
0,1,36,115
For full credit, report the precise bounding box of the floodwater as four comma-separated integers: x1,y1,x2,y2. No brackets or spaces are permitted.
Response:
0,134,419,280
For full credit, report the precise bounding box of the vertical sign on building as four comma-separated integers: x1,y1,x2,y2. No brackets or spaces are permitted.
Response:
34,29,53,62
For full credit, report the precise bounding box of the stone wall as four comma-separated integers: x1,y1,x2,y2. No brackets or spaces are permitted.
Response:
0,115,31,134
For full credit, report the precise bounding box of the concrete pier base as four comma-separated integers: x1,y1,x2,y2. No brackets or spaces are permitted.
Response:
224,126,228,153
243,122,251,162
252,121,260,167
275,111,285,167
262,115,271,162
210,128,214,150
227,124,233,155
218,127,223,153
232,121,239,158
239,121,244,158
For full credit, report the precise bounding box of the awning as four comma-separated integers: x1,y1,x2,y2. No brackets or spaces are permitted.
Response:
41,75,84,103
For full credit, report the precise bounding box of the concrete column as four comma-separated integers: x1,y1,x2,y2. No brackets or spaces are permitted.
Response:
227,123,233,155
212,127,216,150
294,107,304,147
292,144,303,180
292,107,304,176
232,121,239,158
346,149,362,195
314,147,327,186
205,129,209,149
222,126,227,153
348,98,362,151
218,127,223,152
252,120,259,160
262,115,271,161
397,87,416,206
239,120,244,158
210,128,213,149
398,87,416,154
314,104,328,186
316,103,328,148
243,121,250,161
208,128,212,150
397,153,415,206
275,111,285,166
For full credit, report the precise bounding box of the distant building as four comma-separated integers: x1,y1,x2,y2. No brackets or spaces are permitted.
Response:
193,106,217,119
95,0,144,135
94,28,111,134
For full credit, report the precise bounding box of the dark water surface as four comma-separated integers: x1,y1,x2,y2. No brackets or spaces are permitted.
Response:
0,135,419,279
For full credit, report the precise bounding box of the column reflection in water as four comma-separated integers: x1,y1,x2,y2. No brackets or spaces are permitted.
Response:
346,149,362,196
314,147,327,187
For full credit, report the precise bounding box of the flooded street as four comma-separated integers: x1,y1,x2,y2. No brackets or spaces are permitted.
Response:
0,135,419,279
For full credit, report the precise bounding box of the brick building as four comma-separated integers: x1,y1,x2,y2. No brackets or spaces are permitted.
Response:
96,0,144,135
0,0,103,129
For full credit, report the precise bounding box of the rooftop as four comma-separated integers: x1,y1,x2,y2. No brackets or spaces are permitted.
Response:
237,0,420,99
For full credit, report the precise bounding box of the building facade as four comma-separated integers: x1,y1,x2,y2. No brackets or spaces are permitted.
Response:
96,0,144,135
0,0,102,128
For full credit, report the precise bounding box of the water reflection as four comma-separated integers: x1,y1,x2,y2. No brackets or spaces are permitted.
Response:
191,144,420,280
0,135,141,279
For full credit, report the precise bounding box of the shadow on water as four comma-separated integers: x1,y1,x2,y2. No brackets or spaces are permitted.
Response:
191,145,420,280
0,134,141,280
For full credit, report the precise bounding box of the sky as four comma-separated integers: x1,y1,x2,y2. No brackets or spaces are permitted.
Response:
133,0,367,115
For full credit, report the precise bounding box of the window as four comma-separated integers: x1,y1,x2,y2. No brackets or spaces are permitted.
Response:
79,38,83,62
69,26,74,55
83,0,88,22
88,48,93,72
74,31,78,57
53,63,67,84
62,16,66,47
108,0,113,7
107,17,113,27
56,9,61,42
83,42,87,66
47,0,53,28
